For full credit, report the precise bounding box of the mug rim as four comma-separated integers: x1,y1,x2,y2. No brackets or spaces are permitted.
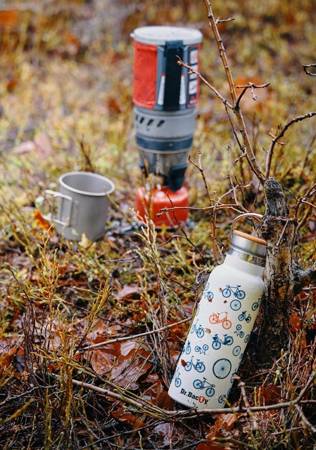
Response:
59,171,115,197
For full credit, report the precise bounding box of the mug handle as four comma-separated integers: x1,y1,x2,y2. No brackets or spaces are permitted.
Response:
42,190,73,227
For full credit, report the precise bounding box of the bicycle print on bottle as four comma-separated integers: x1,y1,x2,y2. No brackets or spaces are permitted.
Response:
220,285,246,300
238,311,251,323
184,356,206,373
194,343,209,355
193,377,215,398
209,311,232,330
182,341,192,355
190,320,205,338
174,369,182,388
211,333,234,350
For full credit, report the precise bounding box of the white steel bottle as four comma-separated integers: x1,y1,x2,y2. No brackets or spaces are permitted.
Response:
168,230,266,409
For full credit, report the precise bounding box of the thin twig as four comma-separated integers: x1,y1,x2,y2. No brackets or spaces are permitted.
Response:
266,112,316,178
236,376,259,431
295,405,316,433
178,59,233,108
69,371,316,419
80,317,191,352
235,82,270,111
203,0,265,184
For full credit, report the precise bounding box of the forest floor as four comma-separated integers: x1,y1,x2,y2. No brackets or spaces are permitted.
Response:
0,0,315,449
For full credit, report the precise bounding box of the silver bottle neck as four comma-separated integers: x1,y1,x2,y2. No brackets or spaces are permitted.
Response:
228,230,266,267
227,248,265,267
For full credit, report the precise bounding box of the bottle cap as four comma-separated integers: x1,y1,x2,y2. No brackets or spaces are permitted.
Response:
230,230,266,266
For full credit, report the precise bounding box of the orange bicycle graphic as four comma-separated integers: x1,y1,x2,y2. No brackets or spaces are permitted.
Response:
208,312,232,330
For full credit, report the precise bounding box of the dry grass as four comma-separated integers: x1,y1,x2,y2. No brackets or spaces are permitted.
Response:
0,0,315,448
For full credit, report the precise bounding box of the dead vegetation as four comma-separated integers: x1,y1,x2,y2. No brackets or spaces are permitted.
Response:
0,0,315,449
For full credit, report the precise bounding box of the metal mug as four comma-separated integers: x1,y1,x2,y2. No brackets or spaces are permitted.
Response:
42,171,115,241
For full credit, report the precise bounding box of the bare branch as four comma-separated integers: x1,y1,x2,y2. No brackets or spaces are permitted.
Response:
80,317,191,352
295,405,316,434
216,16,235,24
235,82,270,111
203,0,265,184
69,371,316,418
266,112,316,178
178,59,232,108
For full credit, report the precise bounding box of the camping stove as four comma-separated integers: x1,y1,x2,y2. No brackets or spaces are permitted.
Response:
132,26,202,226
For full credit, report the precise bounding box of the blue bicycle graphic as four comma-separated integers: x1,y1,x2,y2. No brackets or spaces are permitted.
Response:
244,334,250,344
184,356,206,373
193,377,215,398
206,290,214,302
238,311,251,323
218,394,228,405
234,324,244,338
211,333,234,350
194,344,209,355
182,341,192,355
220,285,246,300
190,321,205,339
251,300,260,311
174,369,182,387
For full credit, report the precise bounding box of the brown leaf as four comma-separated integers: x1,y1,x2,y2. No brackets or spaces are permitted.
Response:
34,209,51,231
289,312,302,332
0,10,19,28
120,340,138,356
87,348,116,375
111,348,151,390
0,339,23,374
6,77,18,92
153,422,173,447
259,384,281,405
206,414,239,445
115,285,141,301
111,406,144,429
196,443,227,450
86,319,122,343
106,96,123,114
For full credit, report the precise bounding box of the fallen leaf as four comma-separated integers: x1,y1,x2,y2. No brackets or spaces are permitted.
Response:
259,384,281,404
88,348,116,375
289,311,302,332
120,340,138,356
0,10,19,28
115,285,141,301
111,406,144,429
209,413,239,439
196,443,227,450
111,348,151,390
106,95,123,114
0,338,23,374
34,209,51,231
153,422,173,447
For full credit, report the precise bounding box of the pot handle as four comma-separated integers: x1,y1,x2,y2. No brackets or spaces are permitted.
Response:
41,190,73,227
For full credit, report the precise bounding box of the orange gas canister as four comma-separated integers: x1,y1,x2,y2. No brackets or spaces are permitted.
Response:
135,186,189,227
